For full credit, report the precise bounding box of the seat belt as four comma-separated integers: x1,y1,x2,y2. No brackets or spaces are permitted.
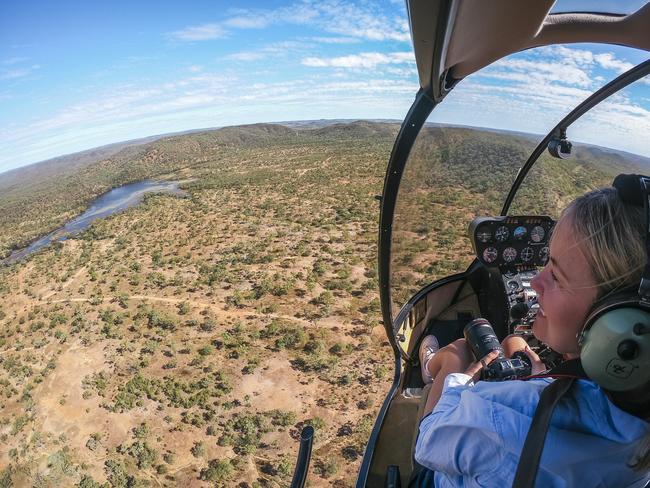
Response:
512,359,586,488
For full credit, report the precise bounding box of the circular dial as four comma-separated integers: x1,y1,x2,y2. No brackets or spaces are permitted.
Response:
513,225,527,240
539,246,550,265
476,227,492,243
495,226,509,242
530,225,545,243
521,246,534,262
483,247,498,264
502,247,517,263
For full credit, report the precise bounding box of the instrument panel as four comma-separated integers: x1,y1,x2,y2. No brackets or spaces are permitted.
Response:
469,216,555,269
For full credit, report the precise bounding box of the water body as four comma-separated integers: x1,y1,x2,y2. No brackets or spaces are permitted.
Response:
4,180,185,265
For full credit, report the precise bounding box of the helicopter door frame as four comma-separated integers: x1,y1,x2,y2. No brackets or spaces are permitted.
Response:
378,89,436,362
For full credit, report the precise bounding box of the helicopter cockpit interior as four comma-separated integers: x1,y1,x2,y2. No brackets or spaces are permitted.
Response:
346,1,650,487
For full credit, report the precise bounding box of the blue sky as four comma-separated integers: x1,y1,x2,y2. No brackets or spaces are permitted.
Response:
0,0,649,173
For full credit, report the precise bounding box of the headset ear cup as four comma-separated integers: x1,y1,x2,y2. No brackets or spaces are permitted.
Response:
580,298,650,392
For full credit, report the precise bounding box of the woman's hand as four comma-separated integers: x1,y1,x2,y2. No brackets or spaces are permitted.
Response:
522,345,546,375
463,350,500,382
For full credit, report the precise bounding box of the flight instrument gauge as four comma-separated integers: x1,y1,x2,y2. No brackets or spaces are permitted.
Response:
539,246,550,265
521,246,534,262
513,226,527,240
483,247,498,264
502,247,517,262
531,225,545,243
495,226,509,242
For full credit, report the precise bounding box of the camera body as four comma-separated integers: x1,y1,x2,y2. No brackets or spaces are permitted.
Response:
463,318,532,381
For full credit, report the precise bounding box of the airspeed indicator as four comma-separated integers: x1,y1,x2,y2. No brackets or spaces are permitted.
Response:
495,226,509,242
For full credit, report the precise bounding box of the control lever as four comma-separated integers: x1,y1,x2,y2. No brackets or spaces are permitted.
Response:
290,425,314,488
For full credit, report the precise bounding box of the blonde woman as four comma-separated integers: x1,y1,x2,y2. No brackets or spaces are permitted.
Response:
414,184,650,487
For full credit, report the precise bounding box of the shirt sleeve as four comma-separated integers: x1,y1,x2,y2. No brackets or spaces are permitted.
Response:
415,373,506,481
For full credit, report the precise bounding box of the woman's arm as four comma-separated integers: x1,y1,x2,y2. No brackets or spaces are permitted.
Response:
416,374,506,480
422,338,499,416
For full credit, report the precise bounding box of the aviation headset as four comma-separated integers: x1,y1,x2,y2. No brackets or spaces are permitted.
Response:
577,173,650,393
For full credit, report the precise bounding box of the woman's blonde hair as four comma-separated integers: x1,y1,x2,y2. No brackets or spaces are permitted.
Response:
562,185,649,470
562,186,646,298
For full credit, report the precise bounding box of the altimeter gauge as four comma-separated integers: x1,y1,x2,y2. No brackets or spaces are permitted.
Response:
530,225,545,243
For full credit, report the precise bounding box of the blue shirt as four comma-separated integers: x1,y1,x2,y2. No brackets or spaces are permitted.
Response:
415,373,650,487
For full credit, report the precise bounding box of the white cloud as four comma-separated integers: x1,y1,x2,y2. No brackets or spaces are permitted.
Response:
490,58,592,87
220,1,409,43
224,16,270,29
226,41,305,62
166,1,409,47
2,57,29,66
311,36,360,44
167,23,226,42
0,64,40,81
594,53,635,73
302,51,413,69
307,0,409,42
540,45,594,66
188,65,203,73
227,52,264,62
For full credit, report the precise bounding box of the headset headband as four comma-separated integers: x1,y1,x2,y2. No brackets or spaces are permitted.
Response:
612,174,650,303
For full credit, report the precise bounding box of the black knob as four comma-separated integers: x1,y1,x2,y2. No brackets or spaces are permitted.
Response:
510,302,530,321
633,322,650,335
617,339,639,360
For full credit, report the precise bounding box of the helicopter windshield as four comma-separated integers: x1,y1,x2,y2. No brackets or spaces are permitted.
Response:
389,46,650,325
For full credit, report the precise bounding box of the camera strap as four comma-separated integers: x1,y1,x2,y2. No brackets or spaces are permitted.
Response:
511,376,576,488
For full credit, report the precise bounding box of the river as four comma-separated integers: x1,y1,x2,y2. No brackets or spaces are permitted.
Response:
4,180,185,265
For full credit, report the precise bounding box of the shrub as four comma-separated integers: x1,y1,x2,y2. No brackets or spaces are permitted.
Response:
78,475,101,488
132,423,148,439
190,441,205,458
104,459,135,488
125,441,157,469
197,345,213,356
267,409,297,427
200,459,233,482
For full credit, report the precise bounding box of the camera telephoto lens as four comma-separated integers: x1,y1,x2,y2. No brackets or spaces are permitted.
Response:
463,318,506,361
463,318,531,381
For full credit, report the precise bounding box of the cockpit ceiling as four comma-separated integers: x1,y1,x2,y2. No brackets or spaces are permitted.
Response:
408,0,650,95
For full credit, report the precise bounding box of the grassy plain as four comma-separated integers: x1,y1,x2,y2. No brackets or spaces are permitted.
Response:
1,121,647,487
